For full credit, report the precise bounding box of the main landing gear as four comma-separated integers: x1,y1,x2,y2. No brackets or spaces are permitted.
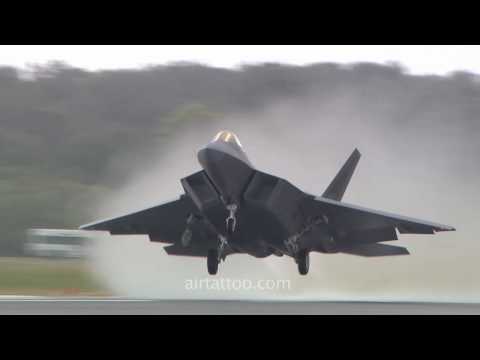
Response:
295,249,310,275
285,235,310,275
207,235,228,275
207,249,219,275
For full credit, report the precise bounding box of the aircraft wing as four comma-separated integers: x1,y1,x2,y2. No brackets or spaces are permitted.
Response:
306,196,455,245
79,195,197,244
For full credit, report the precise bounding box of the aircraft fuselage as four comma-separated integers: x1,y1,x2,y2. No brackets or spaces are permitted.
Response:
80,130,455,276
194,132,328,259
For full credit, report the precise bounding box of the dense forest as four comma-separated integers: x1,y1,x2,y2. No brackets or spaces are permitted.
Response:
1,61,479,255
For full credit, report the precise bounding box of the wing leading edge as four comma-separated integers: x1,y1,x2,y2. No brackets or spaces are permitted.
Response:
79,195,196,244
308,196,455,237
302,196,454,256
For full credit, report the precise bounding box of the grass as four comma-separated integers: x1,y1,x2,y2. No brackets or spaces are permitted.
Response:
0,257,111,296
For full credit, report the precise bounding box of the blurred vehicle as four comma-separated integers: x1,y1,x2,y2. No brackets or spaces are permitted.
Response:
25,228,92,258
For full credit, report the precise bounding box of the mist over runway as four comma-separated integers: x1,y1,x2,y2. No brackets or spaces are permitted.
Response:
89,82,476,302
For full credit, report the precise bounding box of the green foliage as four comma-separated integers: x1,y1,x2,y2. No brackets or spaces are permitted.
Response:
0,257,107,295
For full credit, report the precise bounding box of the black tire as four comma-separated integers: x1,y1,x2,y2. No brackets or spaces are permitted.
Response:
207,249,219,275
297,250,309,275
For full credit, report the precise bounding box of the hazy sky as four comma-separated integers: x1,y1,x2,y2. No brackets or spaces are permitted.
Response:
1,45,480,75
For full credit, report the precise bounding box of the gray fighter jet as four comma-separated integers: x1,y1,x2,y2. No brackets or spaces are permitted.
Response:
80,131,455,275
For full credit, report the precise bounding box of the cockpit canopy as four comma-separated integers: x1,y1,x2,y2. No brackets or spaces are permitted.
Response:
212,130,243,148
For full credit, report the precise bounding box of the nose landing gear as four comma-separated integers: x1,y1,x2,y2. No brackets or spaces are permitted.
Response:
225,203,237,235
205,203,240,275
207,234,229,275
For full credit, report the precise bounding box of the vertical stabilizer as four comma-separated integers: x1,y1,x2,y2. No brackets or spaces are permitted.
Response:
322,148,361,201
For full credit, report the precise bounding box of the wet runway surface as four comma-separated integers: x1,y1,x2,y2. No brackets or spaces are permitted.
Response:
0,299,479,314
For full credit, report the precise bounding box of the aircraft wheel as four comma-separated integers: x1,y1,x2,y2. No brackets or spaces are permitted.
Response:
297,250,309,275
207,249,219,275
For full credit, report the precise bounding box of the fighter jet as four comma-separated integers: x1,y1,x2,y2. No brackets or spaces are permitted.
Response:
80,130,455,275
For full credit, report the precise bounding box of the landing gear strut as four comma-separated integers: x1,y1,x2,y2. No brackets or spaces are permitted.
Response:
207,235,229,275
225,203,238,235
296,249,310,275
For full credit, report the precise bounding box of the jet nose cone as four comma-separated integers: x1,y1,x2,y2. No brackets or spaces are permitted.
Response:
197,138,254,204
197,147,225,168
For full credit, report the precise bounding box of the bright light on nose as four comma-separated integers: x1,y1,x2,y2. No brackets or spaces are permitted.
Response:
212,130,243,147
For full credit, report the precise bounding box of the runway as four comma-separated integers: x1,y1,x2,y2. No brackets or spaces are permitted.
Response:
0,298,479,314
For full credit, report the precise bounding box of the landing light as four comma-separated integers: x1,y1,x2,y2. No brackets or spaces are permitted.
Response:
212,130,243,147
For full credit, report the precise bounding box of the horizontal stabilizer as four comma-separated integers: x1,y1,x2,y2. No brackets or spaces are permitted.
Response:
163,244,208,257
164,244,236,258
339,243,410,257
